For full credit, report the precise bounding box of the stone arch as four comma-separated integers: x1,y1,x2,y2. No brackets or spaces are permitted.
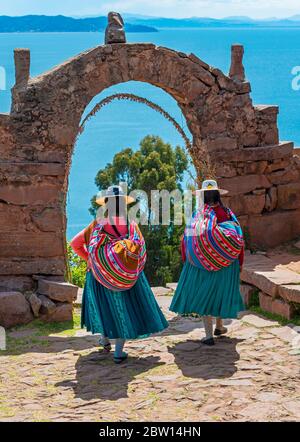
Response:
0,40,300,295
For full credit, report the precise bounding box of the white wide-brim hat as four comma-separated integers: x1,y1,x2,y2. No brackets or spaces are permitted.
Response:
96,185,136,206
193,179,228,196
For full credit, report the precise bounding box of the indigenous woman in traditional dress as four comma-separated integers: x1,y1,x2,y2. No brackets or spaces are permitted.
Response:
70,186,168,363
170,180,245,346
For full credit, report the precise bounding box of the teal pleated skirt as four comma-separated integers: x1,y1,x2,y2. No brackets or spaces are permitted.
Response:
170,259,244,319
82,270,169,339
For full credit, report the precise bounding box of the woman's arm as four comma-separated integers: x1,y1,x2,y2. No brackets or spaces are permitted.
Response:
70,229,89,261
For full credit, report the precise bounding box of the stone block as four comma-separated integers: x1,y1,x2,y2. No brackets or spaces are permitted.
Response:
259,292,296,320
241,161,268,175
0,204,29,231
27,292,42,317
219,175,271,196
0,258,65,276
31,208,63,232
40,303,73,323
265,187,277,212
0,292,33,328
14,48,30,85
188,53,210,70
240,284,258,306
0,276,34,293
278,285,300,304
0,161,65,177
259,292,272,312
206,137,237,152
211,142,293,163
271,298,295,320
229,193,265,216
262,127,279,146
247,210,300,248
277,183,300,210
39,295,56,316
0,233,64,258
267,167,300,185
38,279,78,303
241,132,259,147
0,183,62,205
215,163,237,178
265,158,290,174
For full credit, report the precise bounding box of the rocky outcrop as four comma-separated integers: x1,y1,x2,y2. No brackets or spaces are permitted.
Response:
0,292,33,328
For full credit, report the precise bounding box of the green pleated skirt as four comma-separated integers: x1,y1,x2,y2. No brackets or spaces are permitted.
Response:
170,259,244,319
82,270,169,339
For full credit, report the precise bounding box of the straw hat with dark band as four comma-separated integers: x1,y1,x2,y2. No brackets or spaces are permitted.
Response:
96,185,135,206
193,179,228,196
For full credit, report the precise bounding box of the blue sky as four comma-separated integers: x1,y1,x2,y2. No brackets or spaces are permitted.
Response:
0,0,299,19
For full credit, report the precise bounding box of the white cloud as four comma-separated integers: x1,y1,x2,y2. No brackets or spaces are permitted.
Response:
0,0,299,19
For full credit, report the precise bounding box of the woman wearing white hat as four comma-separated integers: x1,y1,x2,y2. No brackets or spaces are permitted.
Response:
170,180,245,346
70,186,168,363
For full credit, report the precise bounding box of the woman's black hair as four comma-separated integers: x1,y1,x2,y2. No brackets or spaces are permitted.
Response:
204,190,223,206
104,196,126,237
104,196,121,217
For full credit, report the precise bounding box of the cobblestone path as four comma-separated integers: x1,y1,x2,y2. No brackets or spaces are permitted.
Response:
0,299,299,422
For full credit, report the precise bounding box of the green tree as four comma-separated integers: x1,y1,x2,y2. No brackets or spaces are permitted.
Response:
67,243,87,288
90,135,189,286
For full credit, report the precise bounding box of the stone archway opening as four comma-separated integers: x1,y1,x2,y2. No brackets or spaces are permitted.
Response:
67,84,195,242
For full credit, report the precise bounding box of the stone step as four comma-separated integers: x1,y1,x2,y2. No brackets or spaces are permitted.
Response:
241,253,300,304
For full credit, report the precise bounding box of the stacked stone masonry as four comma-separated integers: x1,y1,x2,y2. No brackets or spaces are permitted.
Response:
240,253,300,320
0,30,300,322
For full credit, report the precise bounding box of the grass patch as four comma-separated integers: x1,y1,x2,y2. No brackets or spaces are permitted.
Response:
10,310,81,337
249,305,300,326
247,288,260,308
1,310,83,355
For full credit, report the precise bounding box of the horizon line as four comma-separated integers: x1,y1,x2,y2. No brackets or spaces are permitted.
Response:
1,13,300,21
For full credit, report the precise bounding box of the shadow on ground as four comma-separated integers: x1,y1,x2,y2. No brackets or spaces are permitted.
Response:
56,352,164,401
168,337,243,380
56,336,243,402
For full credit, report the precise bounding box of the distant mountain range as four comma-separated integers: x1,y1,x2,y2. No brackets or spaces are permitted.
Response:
127,14,300,28
0,15,157,33
1,14,300,33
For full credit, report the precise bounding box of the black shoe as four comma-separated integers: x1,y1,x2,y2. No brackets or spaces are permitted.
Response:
113,352,128,364
214,327,228,336
201,337,215,346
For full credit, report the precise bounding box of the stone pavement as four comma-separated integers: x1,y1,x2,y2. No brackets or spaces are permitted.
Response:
1,295,300,422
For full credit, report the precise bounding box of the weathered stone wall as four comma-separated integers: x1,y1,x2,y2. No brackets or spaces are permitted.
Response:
214,141,300,248
0,41,299,300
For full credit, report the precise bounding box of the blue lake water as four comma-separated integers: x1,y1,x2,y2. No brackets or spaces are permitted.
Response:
0,29,300,238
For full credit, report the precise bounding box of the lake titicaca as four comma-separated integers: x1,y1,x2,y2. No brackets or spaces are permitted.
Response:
1,28,300,237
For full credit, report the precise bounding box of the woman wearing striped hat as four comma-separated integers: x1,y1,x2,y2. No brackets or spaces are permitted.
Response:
70,186,168,363
170,180,245,346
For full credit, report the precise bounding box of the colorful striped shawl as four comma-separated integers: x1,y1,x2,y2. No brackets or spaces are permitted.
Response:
184,205,244,272
88,221,147,291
